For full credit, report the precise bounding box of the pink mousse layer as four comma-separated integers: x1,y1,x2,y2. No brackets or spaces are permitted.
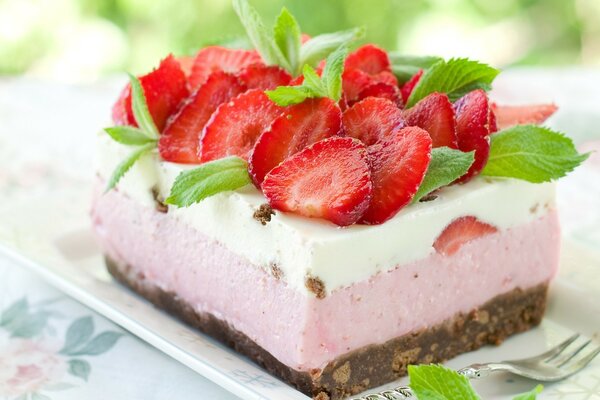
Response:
92,185,560,371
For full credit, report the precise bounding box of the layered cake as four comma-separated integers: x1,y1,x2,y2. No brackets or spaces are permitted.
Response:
91,1,587,398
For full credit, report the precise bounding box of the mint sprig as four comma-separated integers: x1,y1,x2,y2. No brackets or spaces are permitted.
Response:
299,27,365,69
513,385,544,400
412,147,474,203
266,45,348,106
128,73,160,140
273,8,302,75
406,58,499,107
104,126,157,146
166,157,251,207
481,125,589,183
105,143,155,192
388,53,442,84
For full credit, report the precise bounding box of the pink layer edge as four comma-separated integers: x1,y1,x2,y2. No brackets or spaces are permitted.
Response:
91,184,561,371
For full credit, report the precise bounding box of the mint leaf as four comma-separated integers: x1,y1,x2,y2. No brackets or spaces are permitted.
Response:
413,148,474,203
273,7,302,75
388,53,442,84
68,359,91,381
104,126,157,145
232,0,290,70
513,384,543,400
408,364,480,400
266,85,315,106
128,74,160,139
482,125,589,183
299,27,365,68
105,143,155,192
321,45,347,101
166,156,251,207
301,64,327,96
406,58,499,107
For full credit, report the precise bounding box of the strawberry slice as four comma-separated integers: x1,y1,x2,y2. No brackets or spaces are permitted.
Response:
189,46,261,89
159,71,246,164
237,64,292,90
345,44,392,75
360,127,432,225
400,69,423,104
112,55,189,131
342,97,405,146
250,98,342,186
404,92,458,148
177,55,194,77
454,89,493,182
262,137,372,226
199,89,284,162
491,103,557,130
357,82,404,107
433,216,498,256
343,69,399,103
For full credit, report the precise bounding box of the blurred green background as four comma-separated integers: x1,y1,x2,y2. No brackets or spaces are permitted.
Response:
1,0,599,82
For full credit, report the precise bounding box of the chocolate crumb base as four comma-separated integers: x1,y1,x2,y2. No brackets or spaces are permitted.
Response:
253,203,275,225
105,256,548,400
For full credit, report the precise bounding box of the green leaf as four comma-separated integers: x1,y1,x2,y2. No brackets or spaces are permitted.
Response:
321,45,347,101
301,64,327,96
166,156,252,207
273,7,302,75
60,316,94,355
388,53,442,84
513,384,543,400
406,58,499,107
482,125,589,183
0,298,28,326
104,126,157,145
70,331,123,356
232,0,290,70
128,74,159,139
413,148,474,203
68,359,91,381
408,364,480,400
10,312,50,338
31,393,52,400
299,27,365,68
105,142,155,192
266,85,315,106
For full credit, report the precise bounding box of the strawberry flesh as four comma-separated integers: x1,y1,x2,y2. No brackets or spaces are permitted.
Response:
360,127,432,224
199,89,284,162
491,103,557,130
342,97,405,146
357,82,404,107
250,98,342,186
433,216,498,256
400,69,423,104
345,44,392,75
159,71,246,164
189,46,261,89
262,137,372,226
404,92,458,148
237,64,292,91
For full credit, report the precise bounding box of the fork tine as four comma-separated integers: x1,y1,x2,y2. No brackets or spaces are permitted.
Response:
554,340,592,367
541,333,581,362
563,345,600,373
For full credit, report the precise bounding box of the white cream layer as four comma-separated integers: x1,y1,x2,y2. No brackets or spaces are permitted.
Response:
95,133,556,294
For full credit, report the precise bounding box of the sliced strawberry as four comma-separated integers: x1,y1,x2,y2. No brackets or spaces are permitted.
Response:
345,44,392,75
112,55,189,131
360,127,432,225
342,68,374,102
357,82,404,107
400,69,423,104
159,72,246,164
374,70,399,87
454,89,493,182
404,92,458,148
342,97,405,146
491,103,557,130
433,216,498,256
237,64,292,91
262,137,372,226
189,46,261,89
250,98,342,186
199,89,284,162
177,55,194,77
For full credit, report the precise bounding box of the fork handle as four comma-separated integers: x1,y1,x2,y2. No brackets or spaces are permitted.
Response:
457,362,512,379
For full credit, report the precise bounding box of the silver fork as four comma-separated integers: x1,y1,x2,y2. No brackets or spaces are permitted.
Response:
350,333,600,399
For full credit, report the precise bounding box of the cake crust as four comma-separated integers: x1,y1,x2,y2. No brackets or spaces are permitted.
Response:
106,256,548,400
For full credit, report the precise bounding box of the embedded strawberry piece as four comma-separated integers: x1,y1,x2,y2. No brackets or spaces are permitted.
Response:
342,97,405,146
345,44,392,75
189,46,262,89
491,103,558,130
400,69,423,104
250,98,342,186
357,82,404,107
454,89,493,182
360,127,432,225
199,89,284,162
111,55,189,131
433,216,498,256
237,64,292,91
159,72,246,164
404,93,458,148
262,137,372,226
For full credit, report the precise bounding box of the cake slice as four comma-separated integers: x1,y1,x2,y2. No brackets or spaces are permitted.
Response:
92,1,587,398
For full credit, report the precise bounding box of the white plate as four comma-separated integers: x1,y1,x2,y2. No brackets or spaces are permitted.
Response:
0,195,599,399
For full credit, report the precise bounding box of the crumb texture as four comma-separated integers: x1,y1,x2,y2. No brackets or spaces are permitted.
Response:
253,203,275,225
305,276,326,299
